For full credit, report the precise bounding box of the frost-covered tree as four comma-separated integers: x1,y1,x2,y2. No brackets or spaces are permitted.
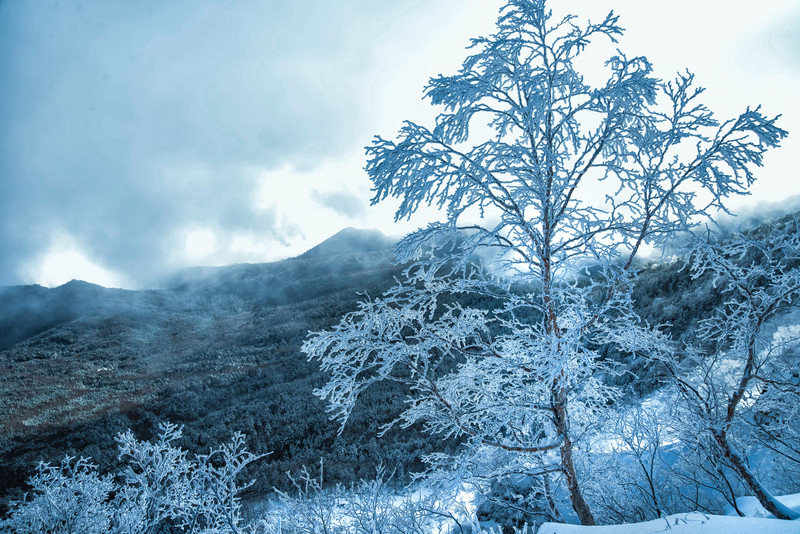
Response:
302,0,785,525
650,222,800,519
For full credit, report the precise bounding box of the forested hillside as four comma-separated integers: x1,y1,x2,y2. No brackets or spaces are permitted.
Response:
0,228,451,513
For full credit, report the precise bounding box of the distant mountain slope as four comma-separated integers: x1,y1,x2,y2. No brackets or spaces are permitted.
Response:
164,228,396,303
0,280,142,352
0,229,397,352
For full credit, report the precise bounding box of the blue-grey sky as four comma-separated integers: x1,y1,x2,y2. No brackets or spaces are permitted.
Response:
1,0,799,288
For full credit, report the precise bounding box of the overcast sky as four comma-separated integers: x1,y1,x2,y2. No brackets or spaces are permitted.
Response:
1,0,799,288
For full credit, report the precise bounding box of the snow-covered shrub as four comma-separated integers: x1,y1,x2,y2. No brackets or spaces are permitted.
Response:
1,456,115,534
1,422,263,534
257,461,506,534
267,461,339,534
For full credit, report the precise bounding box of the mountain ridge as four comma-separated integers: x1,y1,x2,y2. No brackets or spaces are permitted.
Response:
0,228,398,352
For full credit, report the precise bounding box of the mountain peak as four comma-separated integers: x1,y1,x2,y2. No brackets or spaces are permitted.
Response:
299,228,396,259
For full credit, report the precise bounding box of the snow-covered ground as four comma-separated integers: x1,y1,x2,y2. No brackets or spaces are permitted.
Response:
540,514,800,534
539,493,800,534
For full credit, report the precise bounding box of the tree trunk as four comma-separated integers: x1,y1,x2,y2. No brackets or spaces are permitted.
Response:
560,428,595,525
715,431,799,520
544,256,595,526
552,389,595,526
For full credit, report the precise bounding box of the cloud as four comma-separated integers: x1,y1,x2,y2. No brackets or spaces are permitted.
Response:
21,232,129,289
311,189,367,219
0,0,427,287
768,7,800,71
4,0,794,288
